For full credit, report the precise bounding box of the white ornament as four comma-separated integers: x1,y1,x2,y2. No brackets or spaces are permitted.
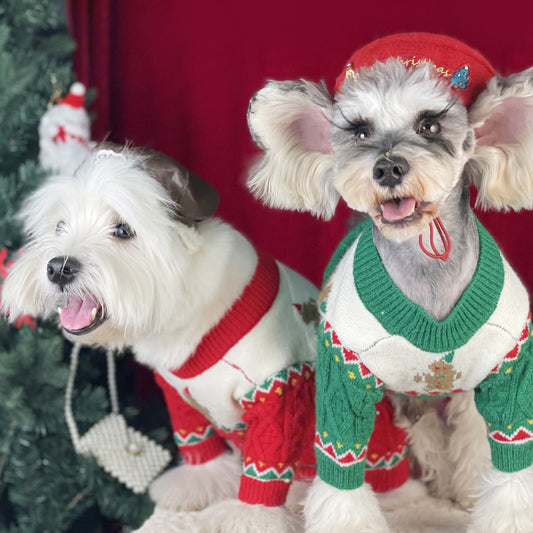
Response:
39,82,94,176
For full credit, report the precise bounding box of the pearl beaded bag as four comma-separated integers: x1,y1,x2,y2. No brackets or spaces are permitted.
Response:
65,343,171,493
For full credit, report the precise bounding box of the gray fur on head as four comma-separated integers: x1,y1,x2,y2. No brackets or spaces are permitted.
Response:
247,59,533,320
248,60,533,221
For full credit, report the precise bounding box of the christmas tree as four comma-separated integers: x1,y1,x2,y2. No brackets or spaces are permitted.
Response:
450,65,470,90
0,2,171,531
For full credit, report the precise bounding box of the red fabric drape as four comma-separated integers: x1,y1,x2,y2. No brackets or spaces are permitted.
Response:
66,0,533,295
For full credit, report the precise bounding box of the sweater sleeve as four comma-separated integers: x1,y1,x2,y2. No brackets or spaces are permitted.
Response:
475,324,533,473
314,319,384,490
154,372,227,465
237,362,316,507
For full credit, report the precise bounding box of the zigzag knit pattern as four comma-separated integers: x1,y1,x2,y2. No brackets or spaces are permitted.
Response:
238,362,316,505
316,217,533,489
315,318,408,491
476,322,533,472
155,372,227,465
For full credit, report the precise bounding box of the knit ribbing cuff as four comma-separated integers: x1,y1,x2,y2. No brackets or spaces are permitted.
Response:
316,457,366,491
489,440,533,473
178,435,227,465
238,477,290,506
364,456,410,493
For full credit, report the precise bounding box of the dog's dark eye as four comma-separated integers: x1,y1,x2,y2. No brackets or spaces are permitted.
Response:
418,119,441,137
56,220,66,235
353,125,372,143
114,222,135,239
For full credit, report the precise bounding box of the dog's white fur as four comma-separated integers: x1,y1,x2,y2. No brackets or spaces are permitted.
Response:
248,80,338,219
247,57,533,531
249,63,533,222
469,70,533,211
467,465,533,533
2,153,252,354
391,392,489,508
1,148,315,533
305,479,388,533
198,499,303,533
148,453,241,512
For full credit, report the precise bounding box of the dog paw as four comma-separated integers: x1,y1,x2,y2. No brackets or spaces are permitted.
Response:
149,453,240,511
304,478,390,532
467,465,533,533
198,499,302,533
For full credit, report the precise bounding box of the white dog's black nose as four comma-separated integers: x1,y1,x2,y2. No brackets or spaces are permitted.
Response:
47,256,81,287
373,156,410,188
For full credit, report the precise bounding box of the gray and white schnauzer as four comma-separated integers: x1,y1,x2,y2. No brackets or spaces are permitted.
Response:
247,33,533,532
1,145,319,533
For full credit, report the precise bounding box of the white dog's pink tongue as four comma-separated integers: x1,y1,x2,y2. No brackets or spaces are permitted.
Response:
60,296,97,330
382,198,417,221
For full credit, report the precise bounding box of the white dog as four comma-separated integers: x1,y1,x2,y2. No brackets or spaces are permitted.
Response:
1,145,319,533
247,32,533,532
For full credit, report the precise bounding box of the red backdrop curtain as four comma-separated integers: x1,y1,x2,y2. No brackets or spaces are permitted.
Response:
66,0,533,295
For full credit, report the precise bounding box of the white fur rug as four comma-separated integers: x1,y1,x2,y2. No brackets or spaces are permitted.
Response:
135,482,471,533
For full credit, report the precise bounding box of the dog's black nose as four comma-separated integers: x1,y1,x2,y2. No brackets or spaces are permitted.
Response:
47,256,81,287
373,156,410,187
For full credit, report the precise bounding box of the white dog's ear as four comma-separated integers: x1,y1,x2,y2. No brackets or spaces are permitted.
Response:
247,79,338,219
468,67,533,211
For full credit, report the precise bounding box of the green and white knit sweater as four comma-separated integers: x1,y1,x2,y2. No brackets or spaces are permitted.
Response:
315,218,533,491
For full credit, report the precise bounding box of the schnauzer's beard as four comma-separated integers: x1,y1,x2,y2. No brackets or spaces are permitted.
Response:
331,60,472,242
334,146,465,242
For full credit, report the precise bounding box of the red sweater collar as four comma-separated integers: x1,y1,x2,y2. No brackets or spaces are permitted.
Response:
173,249,280,379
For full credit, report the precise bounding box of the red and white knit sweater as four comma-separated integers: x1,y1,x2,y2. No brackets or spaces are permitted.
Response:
154,250,318,506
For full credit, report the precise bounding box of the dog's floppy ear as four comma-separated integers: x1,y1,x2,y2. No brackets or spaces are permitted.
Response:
468,67,533,211
139,148,220,226
247,79,338,219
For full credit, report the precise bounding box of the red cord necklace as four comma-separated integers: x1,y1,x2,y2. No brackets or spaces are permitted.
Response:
418,217,451,261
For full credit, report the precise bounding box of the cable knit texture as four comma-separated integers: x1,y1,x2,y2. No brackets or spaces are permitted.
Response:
154,249,320,506
475,325,533,472
315,219,533,490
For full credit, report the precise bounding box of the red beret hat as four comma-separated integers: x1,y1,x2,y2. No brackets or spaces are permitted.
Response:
335,33,495,107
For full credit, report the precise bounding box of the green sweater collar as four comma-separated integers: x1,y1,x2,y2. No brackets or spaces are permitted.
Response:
352,218,504,352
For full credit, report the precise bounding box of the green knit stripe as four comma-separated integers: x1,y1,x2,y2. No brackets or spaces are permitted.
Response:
316,447,366,490
353,218,504,352
218,422,247,433
173,425,216,446
476,328,533,472
388,390,451,400
489,441,533,473
323,220,367,284
239,361,315,408
315,320,383,490
242,462,295,482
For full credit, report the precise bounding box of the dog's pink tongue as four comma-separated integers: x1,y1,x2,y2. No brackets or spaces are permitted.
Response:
60,296,96,331
382,198,417,221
